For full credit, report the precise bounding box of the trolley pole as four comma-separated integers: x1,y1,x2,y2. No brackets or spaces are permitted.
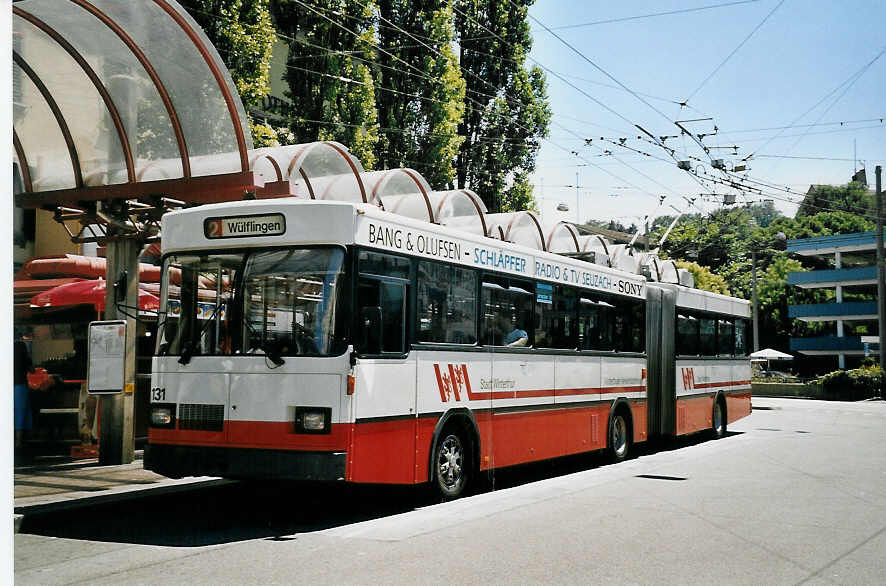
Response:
875,165,884,397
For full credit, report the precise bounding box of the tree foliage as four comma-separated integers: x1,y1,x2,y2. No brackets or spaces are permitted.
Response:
675,261,730,295
272,0,379,167
500,173,538,212
584,219,638,234
454,0,550,212
368,0,465,187
796,182,873,218
772,210,874,240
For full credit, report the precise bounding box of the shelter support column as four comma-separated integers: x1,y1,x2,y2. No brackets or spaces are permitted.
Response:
99,237,138,465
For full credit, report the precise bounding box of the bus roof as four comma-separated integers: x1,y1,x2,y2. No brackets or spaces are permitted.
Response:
160,199,739,306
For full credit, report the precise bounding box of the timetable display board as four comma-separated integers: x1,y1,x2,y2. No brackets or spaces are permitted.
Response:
88,320,126,394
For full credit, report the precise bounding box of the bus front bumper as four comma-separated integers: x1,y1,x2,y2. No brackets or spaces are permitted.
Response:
145,444,347,481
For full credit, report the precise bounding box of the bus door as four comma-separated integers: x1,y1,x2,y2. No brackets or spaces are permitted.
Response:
646,286,676,438
349,251,416,484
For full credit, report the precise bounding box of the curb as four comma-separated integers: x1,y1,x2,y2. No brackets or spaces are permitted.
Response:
14,477,235,519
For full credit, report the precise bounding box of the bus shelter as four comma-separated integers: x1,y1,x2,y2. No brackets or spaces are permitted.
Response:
12,0,263,464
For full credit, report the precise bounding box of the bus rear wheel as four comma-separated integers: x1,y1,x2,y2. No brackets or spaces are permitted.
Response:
712,398,727,439
607,411,630,463
434,429,470,500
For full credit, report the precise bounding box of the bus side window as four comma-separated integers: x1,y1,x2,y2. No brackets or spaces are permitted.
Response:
578,295,615,351
356,277,407,355
416,261,478,345
677,312,699,356
699,316,716,356
717,318,735,356
481,276,533,347
734,318,749,356
537,285,578,349
355,251,410,356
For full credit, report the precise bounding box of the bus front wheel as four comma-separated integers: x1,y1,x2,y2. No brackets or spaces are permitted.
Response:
434,428,470,500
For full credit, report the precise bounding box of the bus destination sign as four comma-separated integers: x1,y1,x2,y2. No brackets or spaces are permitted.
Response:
204,214,286,239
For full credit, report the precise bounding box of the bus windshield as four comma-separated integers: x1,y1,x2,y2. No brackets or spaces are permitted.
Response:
157,247,348,358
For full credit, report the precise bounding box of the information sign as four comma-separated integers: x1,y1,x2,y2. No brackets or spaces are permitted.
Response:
88,320,126,394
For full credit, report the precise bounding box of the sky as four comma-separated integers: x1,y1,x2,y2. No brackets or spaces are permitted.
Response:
525,0,886,227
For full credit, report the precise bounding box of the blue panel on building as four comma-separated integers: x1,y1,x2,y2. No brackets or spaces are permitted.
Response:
787,231,884,253
789,336,863,352
787,266,876,286
788,301,878,319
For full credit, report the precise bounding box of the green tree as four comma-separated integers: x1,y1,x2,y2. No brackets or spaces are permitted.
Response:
374,0,465,187
655,201,874,353
772,210,874,241
585,219,638,233
674,261,730,295
796,182,872,217
454,0,551,212
747,199,781,227
500,173,538,212
755,254,828,350
272,0,379,168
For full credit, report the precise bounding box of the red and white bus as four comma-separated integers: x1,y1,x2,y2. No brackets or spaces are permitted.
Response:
146,198,751,499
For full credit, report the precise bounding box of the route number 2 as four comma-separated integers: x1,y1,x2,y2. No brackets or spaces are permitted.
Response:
151,387,166,401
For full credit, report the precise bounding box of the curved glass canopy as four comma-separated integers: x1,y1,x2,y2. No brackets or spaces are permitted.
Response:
13,0,256,207
366,168,431,212
434,189,488,236
249,142,368,202
544,222,580,253
485,211,546,251
579,235,611,255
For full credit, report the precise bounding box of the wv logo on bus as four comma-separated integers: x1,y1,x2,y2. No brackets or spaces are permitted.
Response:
433,363,471,402
681,368,696,390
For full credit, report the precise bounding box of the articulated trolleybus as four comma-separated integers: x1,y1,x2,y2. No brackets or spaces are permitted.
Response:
146,198,751,499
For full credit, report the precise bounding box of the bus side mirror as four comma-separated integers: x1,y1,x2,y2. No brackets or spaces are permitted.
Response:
361,306,383,354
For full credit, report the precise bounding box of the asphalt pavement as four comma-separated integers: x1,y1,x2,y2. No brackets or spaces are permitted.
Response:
13,397,886,585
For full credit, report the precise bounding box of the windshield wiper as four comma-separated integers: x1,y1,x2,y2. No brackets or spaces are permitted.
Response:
240,312,285,366
179,298,227,365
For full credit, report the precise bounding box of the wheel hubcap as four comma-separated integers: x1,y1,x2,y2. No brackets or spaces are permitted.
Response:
438,435,463,489
714,403,724,433
612,416,627,458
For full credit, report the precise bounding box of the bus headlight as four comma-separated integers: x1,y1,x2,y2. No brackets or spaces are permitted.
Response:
295,407,331,434
150,405,175,427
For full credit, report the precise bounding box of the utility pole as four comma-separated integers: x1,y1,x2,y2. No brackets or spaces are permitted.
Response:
875,165,884,397
752,248,759,352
